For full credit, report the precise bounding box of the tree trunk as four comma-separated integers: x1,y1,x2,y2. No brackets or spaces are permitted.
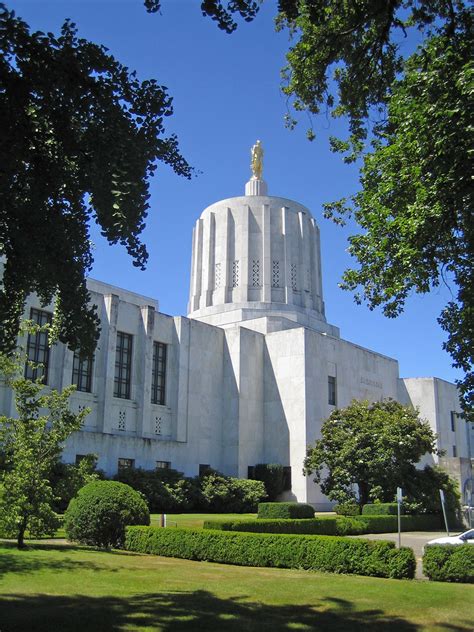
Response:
17,516,28,549
358,481,370,508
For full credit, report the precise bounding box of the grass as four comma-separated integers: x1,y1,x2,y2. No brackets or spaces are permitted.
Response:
0,541,472,632
150,512,258,529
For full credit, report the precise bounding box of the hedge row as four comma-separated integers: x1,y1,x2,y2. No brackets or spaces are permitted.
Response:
257,502,314,519
362,503,399,516
423,545,474,583
124,526,415,579
204,514,443,535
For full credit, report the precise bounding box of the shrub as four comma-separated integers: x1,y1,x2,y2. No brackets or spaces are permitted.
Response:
334,501,360,516
362,503,399,516
252,464,285,501
423,545,474,583
124,526,415,579
115,467,197,513
50,454,104,512
204,517,339,535
204,514,443,536
258,502,314,519
64,480,150,548
403,466,461,518
199,473,266,512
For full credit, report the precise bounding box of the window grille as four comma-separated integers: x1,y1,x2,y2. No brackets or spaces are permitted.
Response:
118,410,126,431
272,261,280,288
118,457,134,471
151,342,167,405
25,308,52,383
232,260,239,287
215,262,222,289
72,351,93,392
154,415,162,435
114,332,133,399
291,263,298,291
252,259,261,287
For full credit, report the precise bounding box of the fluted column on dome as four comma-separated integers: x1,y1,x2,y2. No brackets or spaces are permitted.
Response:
187,143,336,336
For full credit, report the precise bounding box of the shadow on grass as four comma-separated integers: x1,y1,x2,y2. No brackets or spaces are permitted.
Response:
1,590,471,632
0,542,126,578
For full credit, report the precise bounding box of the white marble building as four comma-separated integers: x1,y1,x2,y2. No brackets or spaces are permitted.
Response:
0,166,472,509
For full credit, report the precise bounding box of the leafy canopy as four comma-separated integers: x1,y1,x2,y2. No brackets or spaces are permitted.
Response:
0,5,191,357
303,399,437,507
184,0,473,418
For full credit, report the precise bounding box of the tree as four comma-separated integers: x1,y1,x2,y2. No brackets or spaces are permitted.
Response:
0,348,87,548
157,1,472,419
303,399,437,507
279,2,473,420
0,5,192,357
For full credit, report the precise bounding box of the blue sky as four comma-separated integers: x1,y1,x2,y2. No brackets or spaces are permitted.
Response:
9,0,462,383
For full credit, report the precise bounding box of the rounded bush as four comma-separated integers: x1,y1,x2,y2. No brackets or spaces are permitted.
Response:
64,480,150,548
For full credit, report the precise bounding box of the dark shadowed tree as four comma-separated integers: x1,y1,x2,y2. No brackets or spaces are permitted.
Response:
0,5,192,357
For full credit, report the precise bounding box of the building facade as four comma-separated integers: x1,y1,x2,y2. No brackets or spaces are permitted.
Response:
0,170,472,509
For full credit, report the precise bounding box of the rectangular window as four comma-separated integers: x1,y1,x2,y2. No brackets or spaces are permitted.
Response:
199,464,211,476
450,411,456,432
118,457,134,471
25,308,52,383
72,351,93,393
156,461,170,470
151,341,167,405
328,376,337,406
75,454,87,465
247,466,255,479
453,446,457,458
114,332,133,399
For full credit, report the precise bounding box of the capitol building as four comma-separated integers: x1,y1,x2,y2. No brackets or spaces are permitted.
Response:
1,145,471,509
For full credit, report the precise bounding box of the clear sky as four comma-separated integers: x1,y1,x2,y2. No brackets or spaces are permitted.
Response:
8,0,462,384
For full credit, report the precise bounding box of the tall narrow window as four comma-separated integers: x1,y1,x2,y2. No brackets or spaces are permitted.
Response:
72,351,93,392
453,445,457,458
328,376,337,406
114,332,133,399
151,341,167,405
450,411,456,432
25,308,52,383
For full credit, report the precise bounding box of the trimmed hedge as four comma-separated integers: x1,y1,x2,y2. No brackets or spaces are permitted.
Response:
423,545,474,583
204,517,339,535
125,526,415,579
362,503,399,516
258,502,314,519
204,514,443,536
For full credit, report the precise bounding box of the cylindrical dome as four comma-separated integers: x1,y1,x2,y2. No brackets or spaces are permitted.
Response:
187,176,331,333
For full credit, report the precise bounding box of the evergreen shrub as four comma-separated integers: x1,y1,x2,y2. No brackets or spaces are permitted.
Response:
362,503,399,515
124,526,415,579
204,514,442,535
258,502,314,519
64,480,149,548
423,545,474,583
252,464,285,501
334,501,360,516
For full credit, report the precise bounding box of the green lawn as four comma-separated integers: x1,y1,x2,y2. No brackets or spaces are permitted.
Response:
150,512,257,529
0,542,472,632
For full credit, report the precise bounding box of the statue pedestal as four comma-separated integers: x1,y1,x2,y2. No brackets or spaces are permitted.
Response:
245,178,268,196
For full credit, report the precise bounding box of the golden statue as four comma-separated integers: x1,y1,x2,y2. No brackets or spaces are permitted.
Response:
250,140,264,180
